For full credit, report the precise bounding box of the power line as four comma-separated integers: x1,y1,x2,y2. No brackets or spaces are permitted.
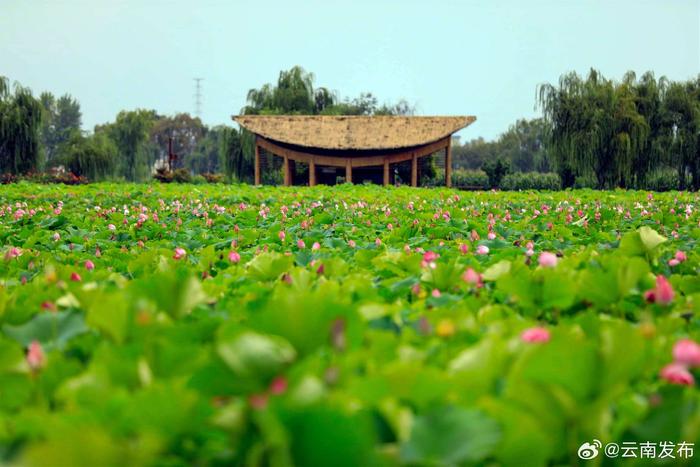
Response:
194,78,203,119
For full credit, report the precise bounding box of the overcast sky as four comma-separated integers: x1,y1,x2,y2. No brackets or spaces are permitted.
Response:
2,0,698,140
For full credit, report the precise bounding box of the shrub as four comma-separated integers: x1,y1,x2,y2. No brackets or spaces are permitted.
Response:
449,169,490,190
153,168,192,184
172,168,191,183
153,168,173,183
499,172,562,191
645,169,679,192
481,158,511,188
202,173,224,183
573,173,598,189
0,173,18,184
20,171,88,185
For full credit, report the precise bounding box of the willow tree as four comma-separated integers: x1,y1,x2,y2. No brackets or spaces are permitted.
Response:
52,131,117,181
632,72,668,186
661,80,700,189
220,126,252,182
99,109,157,181
538,69,648,188
242,66,336,115
0,76,43,174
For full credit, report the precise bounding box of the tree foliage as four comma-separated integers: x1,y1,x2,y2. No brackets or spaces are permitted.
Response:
452,119,550,173
150,113,206,170
51,132,117,181
0,76,43,174
539,70,700,189
39,92,82,162
242,66,414,117
97,109,157,181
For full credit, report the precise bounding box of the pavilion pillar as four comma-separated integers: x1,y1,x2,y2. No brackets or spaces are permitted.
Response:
254,138,261,185
445,138,452,188
346,159,353,184
383,159,389,186
411,153,418,187
283,156,290,186
309,157,316,186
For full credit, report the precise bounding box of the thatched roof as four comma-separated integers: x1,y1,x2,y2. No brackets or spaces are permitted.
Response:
233,115,476,150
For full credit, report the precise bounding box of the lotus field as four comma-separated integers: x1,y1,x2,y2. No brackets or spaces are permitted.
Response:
1,183,700,466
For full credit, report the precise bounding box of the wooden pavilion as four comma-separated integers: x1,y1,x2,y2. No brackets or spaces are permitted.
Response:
233,115,476,187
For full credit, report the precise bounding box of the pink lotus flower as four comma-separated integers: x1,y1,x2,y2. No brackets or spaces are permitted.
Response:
462,268,483,288
476,245,489,255
173,248,186,260
423,251,439,263
375,238,382,246
668,258,680,267
108,224,116,231
228,251,241,263
95,246,102,257
431,289,441,298
675,251,687,262
249,393,268,410
645,275,674,305
52,232,60,241
26,341,45,370
487,232,496,240
348,240,356,248
4,247,21,261
660,363,694,385
85,260,95,271
521,327,550,343
70,272,82,282
269,376,288,395
525,249,534,257
459,243,469,254
312,242,321,251
673,339,700,367
278,231,286,242
538,252,558,268
470,230,480,241
297,239,306,249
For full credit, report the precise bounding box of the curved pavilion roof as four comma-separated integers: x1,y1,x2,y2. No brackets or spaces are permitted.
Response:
233,115,476,151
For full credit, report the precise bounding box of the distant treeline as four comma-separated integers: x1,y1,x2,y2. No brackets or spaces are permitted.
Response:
1,67,698,189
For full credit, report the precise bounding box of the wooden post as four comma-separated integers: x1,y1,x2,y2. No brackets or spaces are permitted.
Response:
309,158,316,186
346,159,352,184
383,159,389,186
445,139,452,188
411,153,418,187
289,159,295,186
283,156,290,186
254,139,261,185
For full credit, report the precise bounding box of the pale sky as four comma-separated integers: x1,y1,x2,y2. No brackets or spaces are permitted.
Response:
1,0,698,140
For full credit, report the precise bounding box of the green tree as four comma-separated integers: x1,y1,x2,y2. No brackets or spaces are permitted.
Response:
661,80,700,189
150,113,206,170
51,131,117,180
497,118,551,172
538,69,649,188
39,92,82,162
452,137,499,170
243,66,327,115
0,76,43,174
220,126,251,182
187,125,226,175
98,109,157,181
